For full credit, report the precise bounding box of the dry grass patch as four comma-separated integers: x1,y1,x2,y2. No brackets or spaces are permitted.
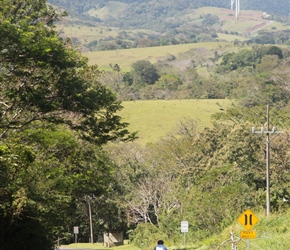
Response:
119,99,233,145
84,42,229,71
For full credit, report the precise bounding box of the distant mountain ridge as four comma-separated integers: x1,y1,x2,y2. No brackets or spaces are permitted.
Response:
111,0,290,15
49,0,289,24
50,0,290,52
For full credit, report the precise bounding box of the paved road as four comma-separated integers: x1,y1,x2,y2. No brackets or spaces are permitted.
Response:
59,247,89,250
59,247,100,250
59,248,92,250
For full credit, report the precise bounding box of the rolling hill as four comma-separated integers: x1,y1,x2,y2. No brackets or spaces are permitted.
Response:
51,0,289,54
49,0,290,22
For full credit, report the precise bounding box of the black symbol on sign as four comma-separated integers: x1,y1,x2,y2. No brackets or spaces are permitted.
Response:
244,214,253,226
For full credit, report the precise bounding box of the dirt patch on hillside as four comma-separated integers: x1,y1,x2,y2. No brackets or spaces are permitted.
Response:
169,59,192,71
219,9,263,20
246,21,272,33
219,8,271,33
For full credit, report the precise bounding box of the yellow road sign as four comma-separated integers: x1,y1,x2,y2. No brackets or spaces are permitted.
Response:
240,230,257,239
238,209,259,230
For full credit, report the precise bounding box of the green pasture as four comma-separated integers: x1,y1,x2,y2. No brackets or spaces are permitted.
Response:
118,99,234,145
57,23,120,44
261,21,289,33
217,33,248,42
84,42,230,71
57,23,158,51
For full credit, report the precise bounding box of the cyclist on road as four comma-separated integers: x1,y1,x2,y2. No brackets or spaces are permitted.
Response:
154,240,168,250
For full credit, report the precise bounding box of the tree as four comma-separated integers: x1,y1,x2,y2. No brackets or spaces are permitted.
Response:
131,60,159,86
218,49,256,71
265,45,283,59
0,0,133,145
0,0,135,249
201,13,219,26
0,125,120,249
0,139,56,250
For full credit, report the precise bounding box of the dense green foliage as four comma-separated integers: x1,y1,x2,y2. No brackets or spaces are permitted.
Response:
248,30,290,46
130,60,160,86
0,0,133,249
0,1,131,144
107,107,290,249
100,45,290,104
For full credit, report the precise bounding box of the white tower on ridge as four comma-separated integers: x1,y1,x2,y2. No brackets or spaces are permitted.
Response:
230,0,240,20
230,0,235,10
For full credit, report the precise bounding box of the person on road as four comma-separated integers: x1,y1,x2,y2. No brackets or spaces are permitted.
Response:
154,240,168,250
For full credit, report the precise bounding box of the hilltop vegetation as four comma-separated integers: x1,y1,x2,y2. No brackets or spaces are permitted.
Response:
93,43,290,107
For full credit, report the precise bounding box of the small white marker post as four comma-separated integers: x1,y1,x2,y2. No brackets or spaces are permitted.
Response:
181,221,188,246
74,226,79,248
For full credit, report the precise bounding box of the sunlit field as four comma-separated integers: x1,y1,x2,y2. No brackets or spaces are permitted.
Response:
118,99,234,145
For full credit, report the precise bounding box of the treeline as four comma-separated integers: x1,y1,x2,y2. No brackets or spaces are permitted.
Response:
83,27,290,53
84,21,218,52
101,44,290,107
249,30,290,45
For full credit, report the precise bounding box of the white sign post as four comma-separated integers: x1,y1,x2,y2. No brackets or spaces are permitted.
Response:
181,221,188,246
74,226,79,247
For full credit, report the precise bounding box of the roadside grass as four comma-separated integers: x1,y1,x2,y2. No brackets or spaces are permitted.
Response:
118,99,233,145
60,211,290,250
202,211,290,250
60,242,140,250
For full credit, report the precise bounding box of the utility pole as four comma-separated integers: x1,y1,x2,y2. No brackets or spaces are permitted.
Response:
252,104,283,216
88,198,94,243
84,195,94,243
